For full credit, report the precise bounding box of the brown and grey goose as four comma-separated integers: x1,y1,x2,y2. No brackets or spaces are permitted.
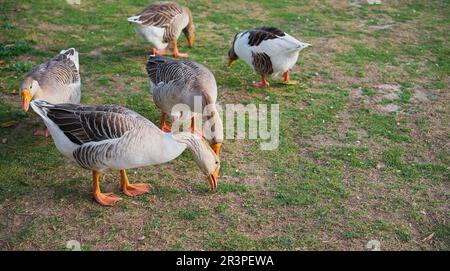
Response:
128,1,195,58
146,55,224,156
30,100,220,206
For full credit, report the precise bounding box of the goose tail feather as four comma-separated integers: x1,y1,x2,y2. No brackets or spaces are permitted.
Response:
127,15,141,24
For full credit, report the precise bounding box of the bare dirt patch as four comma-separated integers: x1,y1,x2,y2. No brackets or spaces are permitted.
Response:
412,87,430,103
377,103,401,113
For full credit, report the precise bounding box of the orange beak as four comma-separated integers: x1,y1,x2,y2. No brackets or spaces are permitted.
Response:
21,89,31,112
227,59,236,68
208,169,219,191
212,143,222,156
188,36,194,47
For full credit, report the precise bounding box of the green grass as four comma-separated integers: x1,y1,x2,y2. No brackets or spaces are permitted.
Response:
357,112,410,143
0,40,34,58
177,205,208,220
0,0,448,251
336,43,397,65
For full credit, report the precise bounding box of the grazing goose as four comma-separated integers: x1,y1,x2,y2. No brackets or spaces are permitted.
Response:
20,48,81,136
128,1,195,58
30,100,220,206
146,55,224,156
228,26,311,87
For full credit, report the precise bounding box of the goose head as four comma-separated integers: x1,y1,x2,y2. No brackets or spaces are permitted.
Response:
19,76,40,112
182,8,195,47
227,33,240,68
227,46,239,68
203,104,224,156
174,132,220,190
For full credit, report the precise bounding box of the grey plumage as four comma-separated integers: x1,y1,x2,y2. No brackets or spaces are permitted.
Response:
146,55,217,114
45,103,141,145
32,101,154,171
28,49,79,85
136,1,185,42
146,55,223,145
251,52,273,76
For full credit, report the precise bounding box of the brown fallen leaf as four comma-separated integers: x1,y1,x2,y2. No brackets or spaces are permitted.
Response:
421,232,434,242
0,120,18,128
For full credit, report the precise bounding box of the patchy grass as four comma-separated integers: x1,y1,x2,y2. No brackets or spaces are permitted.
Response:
0,0,448,251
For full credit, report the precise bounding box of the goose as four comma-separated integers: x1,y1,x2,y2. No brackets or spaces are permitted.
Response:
146,55,223,156
227,26,311,87
128,1,195,58
30,100,220,206
20,48,81,136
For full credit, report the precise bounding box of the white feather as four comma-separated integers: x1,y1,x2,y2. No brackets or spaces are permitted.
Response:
127,15,142,23
132,24,167,49
128,15,168,50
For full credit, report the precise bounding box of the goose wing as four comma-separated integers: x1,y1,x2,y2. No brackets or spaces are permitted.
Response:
146,55,200,85
33,48,80,86
129,2,183,42
146,56,214,112
134,2,183,27
246,26,286,46
239,26,305,54
31,101,144,145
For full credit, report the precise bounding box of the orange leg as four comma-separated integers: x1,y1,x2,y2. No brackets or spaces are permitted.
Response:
160,112,172,132
283,71,289,82
253,75,270,87
190,116,203,137
92,170,121,206
33,127,50,137
172,40,188,58
120,169,150,197
152,48,169,56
